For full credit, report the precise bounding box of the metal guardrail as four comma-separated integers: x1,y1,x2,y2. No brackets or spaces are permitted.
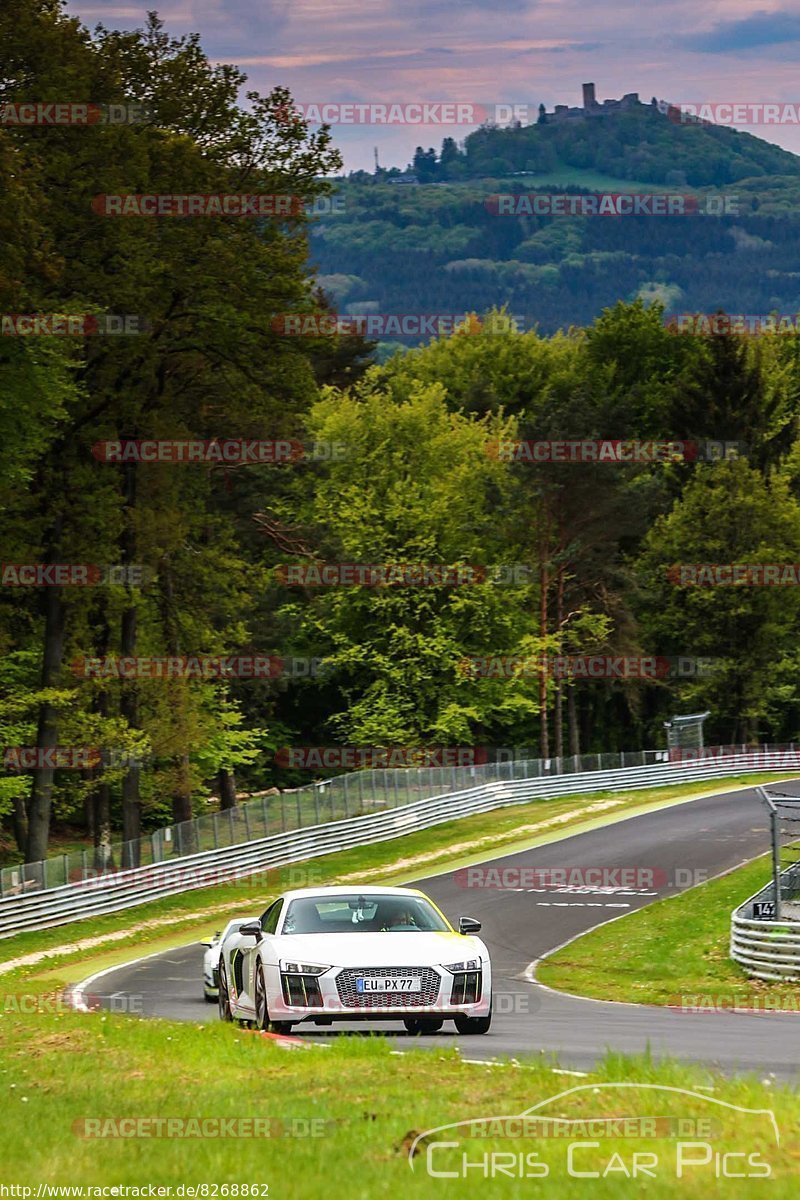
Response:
4,742,794,899
730,886,800,982
3,746,697,898
2,748,799,939
730,784,800,982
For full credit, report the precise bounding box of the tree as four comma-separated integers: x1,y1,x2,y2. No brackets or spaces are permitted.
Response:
635,459,800,742
268,377,545,752
0,0,342,862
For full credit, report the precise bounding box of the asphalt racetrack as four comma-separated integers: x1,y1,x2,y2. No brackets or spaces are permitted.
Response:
88,781,800,1078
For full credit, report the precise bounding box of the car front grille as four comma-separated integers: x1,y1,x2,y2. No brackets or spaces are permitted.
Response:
336,966,442,1008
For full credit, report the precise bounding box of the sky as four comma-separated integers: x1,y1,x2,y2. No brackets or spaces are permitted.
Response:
66,0,800,172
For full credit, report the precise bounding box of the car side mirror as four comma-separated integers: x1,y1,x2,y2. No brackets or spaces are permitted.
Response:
200,939,213,948
239,920,263,942
459,916,481,934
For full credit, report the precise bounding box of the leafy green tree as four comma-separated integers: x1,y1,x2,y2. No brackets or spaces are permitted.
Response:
635,459,800,742
0,0,341,862
269,378,544,750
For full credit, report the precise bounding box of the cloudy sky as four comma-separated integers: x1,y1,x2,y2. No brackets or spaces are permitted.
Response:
67,1,800,170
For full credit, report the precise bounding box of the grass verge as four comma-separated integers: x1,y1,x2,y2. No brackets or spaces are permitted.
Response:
0,1009,796,1196
536,852,800,1007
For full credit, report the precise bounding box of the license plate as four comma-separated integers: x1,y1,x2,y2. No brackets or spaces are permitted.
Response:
356,975,422,993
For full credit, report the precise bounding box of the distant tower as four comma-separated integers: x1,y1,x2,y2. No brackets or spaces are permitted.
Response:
374,146,380,173
582,82,596,110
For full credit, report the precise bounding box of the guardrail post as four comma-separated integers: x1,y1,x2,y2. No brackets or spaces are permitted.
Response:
771,807,782,921
314,786,320,825
261,793,268,834
342,776,349,818
42,857,47,890
212,812,219,850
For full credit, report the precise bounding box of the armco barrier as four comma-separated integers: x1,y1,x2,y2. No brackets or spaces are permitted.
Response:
731,878,800,982
2,749,799,938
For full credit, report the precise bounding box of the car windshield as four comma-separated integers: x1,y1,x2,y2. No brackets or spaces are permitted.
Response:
281,894,450,935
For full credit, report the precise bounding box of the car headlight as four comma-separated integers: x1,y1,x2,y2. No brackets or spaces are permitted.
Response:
443,958,480,973
280,960,331,975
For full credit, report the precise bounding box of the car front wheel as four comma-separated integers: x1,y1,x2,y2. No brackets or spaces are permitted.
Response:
404,1018,443,1035
218,962,233,1022
254,961,269,1031
454,1004,492,1035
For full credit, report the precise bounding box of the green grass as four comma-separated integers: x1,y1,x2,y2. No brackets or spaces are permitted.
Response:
0,1008,797,1196
536,853,799,1007
2,774,786,986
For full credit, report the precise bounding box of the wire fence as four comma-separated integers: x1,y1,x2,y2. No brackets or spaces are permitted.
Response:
2,742,796,899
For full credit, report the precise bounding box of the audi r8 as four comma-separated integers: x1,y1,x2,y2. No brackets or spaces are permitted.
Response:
216,885,492,1034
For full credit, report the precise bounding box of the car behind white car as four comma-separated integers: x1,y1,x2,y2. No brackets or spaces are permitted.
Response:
202,918,251,1001
216,885,492,1035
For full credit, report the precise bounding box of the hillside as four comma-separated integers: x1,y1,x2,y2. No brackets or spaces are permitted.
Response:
451,103,800,186
309,108,800,340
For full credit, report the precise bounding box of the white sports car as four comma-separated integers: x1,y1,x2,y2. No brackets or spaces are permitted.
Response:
201,918,252,1001
216,885,492,1035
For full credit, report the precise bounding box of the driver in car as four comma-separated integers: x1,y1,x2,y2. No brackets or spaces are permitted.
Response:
380,904,417,930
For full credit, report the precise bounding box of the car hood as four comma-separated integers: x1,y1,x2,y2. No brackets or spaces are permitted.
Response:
273,931,485,968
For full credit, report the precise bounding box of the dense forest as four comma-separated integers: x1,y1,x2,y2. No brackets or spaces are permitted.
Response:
312,111,800,341
4,2,800,869
311,174,800,342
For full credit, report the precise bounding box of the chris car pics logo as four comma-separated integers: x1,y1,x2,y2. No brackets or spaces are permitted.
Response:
408,1084,778,1181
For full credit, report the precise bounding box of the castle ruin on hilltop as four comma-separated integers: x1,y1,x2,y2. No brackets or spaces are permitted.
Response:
548,83,643,121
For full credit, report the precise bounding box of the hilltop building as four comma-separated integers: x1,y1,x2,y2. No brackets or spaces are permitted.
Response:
548,83,642,122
